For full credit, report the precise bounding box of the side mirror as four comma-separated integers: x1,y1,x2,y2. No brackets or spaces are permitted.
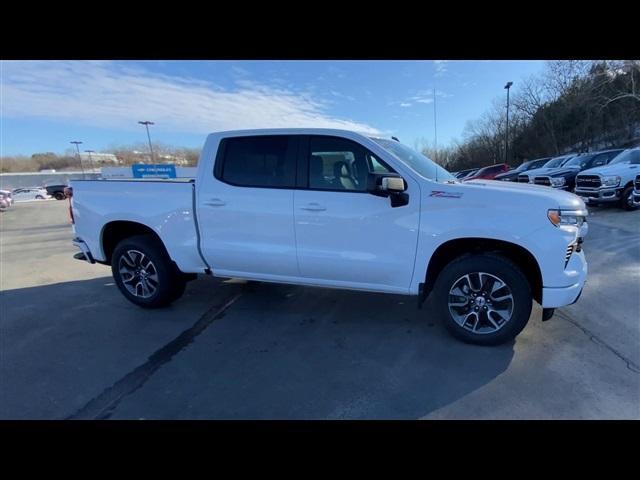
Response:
367,173,409,207
381,176,406,193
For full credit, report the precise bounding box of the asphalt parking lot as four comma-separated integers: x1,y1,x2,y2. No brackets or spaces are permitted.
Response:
1,200,639,419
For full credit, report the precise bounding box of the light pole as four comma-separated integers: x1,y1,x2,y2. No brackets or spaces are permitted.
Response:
138,120,155,163
84,150,96,172
70,141,85,179
504,81,513,165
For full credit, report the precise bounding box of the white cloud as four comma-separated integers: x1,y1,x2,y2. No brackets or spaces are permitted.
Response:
400,102,412,107
1,61,381,136
433,60,449,77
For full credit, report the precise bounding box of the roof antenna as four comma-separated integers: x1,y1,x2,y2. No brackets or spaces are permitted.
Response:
391,136,400,142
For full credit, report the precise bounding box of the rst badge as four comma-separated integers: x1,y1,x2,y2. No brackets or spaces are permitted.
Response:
430,191,463,198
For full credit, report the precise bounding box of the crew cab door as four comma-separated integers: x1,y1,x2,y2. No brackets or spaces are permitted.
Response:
293,135,420,293
197,135,299,278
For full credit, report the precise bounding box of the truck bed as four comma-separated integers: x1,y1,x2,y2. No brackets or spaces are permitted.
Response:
70,179,208,273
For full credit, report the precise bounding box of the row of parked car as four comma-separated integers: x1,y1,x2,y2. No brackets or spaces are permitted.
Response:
0,184,70,211
452,147,640,210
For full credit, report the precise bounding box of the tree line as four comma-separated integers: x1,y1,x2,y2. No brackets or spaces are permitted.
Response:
1,143,201,173
422,60,640,172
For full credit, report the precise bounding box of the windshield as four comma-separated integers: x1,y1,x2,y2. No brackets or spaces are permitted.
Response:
609,149,640,165
563,155,594,168
543,155,572,169
371,138,455,182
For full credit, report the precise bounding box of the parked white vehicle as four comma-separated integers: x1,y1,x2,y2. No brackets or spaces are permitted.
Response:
69,129,589,345
574,147,640,210
11,187,51,202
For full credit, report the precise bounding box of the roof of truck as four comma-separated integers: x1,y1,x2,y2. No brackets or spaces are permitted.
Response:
209,128,381,138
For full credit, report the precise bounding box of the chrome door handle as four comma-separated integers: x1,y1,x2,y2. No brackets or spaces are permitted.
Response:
300,203,326,211
204,198,226,207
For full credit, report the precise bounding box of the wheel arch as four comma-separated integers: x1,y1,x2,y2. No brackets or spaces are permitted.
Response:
101,221,169,265
423,237,543,304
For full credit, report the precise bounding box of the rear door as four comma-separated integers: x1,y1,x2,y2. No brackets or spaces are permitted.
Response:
293,135,420,292
198,135,300,278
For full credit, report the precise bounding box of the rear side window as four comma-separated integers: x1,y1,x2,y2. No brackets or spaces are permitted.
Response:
219,136,296,188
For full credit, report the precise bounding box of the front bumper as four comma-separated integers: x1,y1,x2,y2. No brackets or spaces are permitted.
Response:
575,186,622,203
542,249,587,308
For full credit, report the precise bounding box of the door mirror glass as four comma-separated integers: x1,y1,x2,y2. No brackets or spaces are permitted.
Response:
381,176,406,192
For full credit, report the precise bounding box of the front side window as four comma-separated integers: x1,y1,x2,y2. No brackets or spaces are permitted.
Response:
589,152,614,168
308,136,388,191
219,136,296,188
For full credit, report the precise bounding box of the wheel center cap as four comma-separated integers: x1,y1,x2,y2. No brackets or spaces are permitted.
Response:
475,296,486,307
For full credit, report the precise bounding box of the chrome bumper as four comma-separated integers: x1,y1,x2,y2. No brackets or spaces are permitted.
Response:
575,187,622,203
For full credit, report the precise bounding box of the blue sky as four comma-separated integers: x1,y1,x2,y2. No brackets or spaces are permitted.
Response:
1,60,546,156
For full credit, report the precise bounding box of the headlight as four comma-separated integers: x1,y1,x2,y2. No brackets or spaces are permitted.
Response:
551,177,566,187
548,209,587,228
601,175,621,187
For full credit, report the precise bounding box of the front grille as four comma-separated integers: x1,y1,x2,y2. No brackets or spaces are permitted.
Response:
534,176,551,186
565,244,574,268
634,174,640,190
576,175,601,189
517,174,529,183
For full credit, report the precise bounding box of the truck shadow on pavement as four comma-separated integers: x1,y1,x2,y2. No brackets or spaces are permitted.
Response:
1,276,516,419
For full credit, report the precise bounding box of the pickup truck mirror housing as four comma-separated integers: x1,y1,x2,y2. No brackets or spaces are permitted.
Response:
367,173,409,207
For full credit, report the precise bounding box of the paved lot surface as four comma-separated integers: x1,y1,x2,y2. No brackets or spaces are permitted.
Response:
1,200,639,419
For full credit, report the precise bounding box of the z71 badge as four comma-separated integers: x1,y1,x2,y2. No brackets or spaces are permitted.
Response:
429,191,463,198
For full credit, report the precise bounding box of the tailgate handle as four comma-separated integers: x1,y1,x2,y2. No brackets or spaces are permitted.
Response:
204,198,226,207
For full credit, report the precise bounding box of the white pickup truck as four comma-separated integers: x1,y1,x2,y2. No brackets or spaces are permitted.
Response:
69,129,589,345
574,147,640,210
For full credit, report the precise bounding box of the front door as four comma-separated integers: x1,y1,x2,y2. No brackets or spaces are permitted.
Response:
293,135,420,293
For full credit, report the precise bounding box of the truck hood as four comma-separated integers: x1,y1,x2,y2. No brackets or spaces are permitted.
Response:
537,166,580,178
516,166,558,178
493,170,520,180
460,178,586,209
578,163,640,177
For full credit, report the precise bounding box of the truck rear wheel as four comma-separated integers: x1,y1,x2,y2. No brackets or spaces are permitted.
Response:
432,253,532,346
111,234,184,308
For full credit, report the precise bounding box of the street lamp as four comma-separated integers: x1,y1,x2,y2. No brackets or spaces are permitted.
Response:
70,141,85,179
504,81,513,165
138,120,155,163
84,150,96,172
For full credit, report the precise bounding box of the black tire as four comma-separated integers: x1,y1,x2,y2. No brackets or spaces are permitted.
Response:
54,192,65,200
169,274,188,302
35,195,44,199
431,253,532,346
111,234,184,308
620,186,638,211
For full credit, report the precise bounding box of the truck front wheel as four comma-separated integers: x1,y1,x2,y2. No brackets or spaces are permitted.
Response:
111,234,185,308
432,253,532,345
621,186,638,211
